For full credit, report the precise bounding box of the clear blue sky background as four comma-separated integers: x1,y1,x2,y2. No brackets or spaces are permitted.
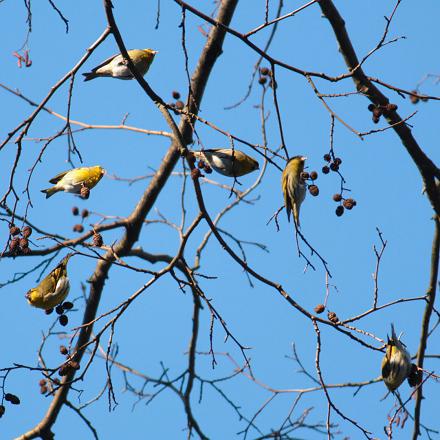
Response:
1,1,440,439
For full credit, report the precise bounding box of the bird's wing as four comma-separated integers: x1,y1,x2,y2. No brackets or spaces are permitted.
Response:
38,268,58,296
381,350,391,379
49,170,70,184
89,53,119,73
282,171,292,221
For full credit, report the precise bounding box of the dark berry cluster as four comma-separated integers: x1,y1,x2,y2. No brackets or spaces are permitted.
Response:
0,391,21,417
258,67,276,89
410,90,428,105
8,224,32,255
321,154,357,218
367,103,398,124
45,301,73,326
321,154,342,174
168,90,184,114
300,170,320,196
57,341,80,376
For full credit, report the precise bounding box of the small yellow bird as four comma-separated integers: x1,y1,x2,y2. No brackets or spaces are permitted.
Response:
381,324,412,392
41,165,105,198
281,156,307,228
83,49,158,81
26,254,73,310
192,149,259,177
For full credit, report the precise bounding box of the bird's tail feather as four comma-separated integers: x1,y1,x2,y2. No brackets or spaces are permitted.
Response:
82,72,99,82
41,186,58,198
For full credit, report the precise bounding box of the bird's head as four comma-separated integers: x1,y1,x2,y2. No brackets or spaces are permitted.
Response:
249,156,260,172
287,155,307,174
91,166,106,179
25,288,37,305
141,49,158,60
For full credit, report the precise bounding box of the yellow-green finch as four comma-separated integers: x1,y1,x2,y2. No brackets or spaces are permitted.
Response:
281,156,307,228
26,254,73,310
381,324,412,392
192,149,259,177
41,165,105,198
83,49,158,81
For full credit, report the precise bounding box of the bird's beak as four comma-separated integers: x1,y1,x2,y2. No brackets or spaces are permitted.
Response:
302,156,307,161
151,50,159,54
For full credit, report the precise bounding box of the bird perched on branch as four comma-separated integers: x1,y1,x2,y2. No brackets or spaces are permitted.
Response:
192,149,259,178
83,49,158,81
381,324,412,392
41,165,105,198
281,155,307,228
25,254,73,310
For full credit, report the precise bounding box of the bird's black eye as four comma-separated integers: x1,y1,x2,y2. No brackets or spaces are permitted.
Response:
117,61,124,66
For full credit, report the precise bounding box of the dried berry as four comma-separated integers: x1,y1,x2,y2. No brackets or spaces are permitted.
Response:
409,93,419,104
80,186,90,199
197,160,206,169
372,115,380,124
53,378,60,385
22,226,32,238
71,206,79,216
55,305,64,315
0,405,5,418
367,104,375,112
343,198,355,210
62,301,73,310
332,193,342,202
259,67,270,76
9,226,20,236
322,166,330,174
59,315,68,327
333,157,342,166
39,379,47,387
327,311,339,324
323,154,331,162
258,76,267,85
314,304,325,314
372,107,382,118
19,238,29,249
204,166,213,174
175,100,184,110
335,205,344,217
310,171,318,180
9,237,19,251
73,224,84,233
60,345,68,355
45,308,54,315
58,365,69,377
93,232,103,247
191,168,202,179
172,90,180,100
329,162,339,172
5,393,20,405
70,361,80,371
300,171,310,180
81,209,89,219
40,385,48,395
21,246,31,255
385,103,398,112
308,185,319,196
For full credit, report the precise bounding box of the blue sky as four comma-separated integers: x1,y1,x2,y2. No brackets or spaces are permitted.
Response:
1,1,440,439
